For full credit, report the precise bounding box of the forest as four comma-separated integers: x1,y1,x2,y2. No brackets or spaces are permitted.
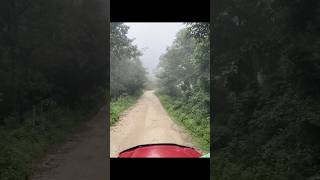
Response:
213,0,320,179
156,23,210,151
0,1,107,179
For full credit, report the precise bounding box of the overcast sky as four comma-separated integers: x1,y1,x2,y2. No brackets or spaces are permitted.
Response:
125,23,185,78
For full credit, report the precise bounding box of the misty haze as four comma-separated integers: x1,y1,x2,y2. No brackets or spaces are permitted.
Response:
125,23,184,79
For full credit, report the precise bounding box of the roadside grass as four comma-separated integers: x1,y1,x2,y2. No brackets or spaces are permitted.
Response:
0,93,103,180
156,94,210,152
110,93,141,126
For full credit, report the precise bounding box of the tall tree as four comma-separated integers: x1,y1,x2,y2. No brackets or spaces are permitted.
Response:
110,23,146,98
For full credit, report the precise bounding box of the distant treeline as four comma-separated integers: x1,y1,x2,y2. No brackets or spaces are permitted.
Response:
156,23,210,150
213,0,320,179
110,23,146,99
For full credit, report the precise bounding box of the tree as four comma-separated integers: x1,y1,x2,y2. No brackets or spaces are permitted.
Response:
110,23,146,98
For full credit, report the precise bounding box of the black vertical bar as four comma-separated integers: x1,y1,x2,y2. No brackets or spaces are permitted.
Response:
106,0,111,179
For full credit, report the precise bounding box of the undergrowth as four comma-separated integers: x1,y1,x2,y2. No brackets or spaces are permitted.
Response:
110,93,140,126
156,94,210,152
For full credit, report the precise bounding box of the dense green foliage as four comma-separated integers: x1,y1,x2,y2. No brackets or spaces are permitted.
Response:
156,23,210,151
213,0,320,179
0,1,107,179
110,94,140,126
157,94,210,151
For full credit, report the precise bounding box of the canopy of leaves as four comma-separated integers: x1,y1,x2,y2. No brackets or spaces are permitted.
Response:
157,24,210,108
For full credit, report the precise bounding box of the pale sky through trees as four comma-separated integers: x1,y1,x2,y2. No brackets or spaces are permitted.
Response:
125,23,185,78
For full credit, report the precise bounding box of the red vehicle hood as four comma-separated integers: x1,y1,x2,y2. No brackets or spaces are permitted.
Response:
118,143,201,158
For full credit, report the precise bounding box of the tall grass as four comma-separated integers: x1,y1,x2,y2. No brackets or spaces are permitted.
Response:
110,94,140,126
157,94,210,152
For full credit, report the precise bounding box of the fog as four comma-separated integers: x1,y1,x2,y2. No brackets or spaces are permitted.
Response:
125,23,185,79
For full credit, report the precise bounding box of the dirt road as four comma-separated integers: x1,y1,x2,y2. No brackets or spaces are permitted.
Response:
110,90,195,157
31,107,107,180
30,90,196,179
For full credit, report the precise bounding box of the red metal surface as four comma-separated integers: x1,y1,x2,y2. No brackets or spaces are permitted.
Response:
118,144,201,158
